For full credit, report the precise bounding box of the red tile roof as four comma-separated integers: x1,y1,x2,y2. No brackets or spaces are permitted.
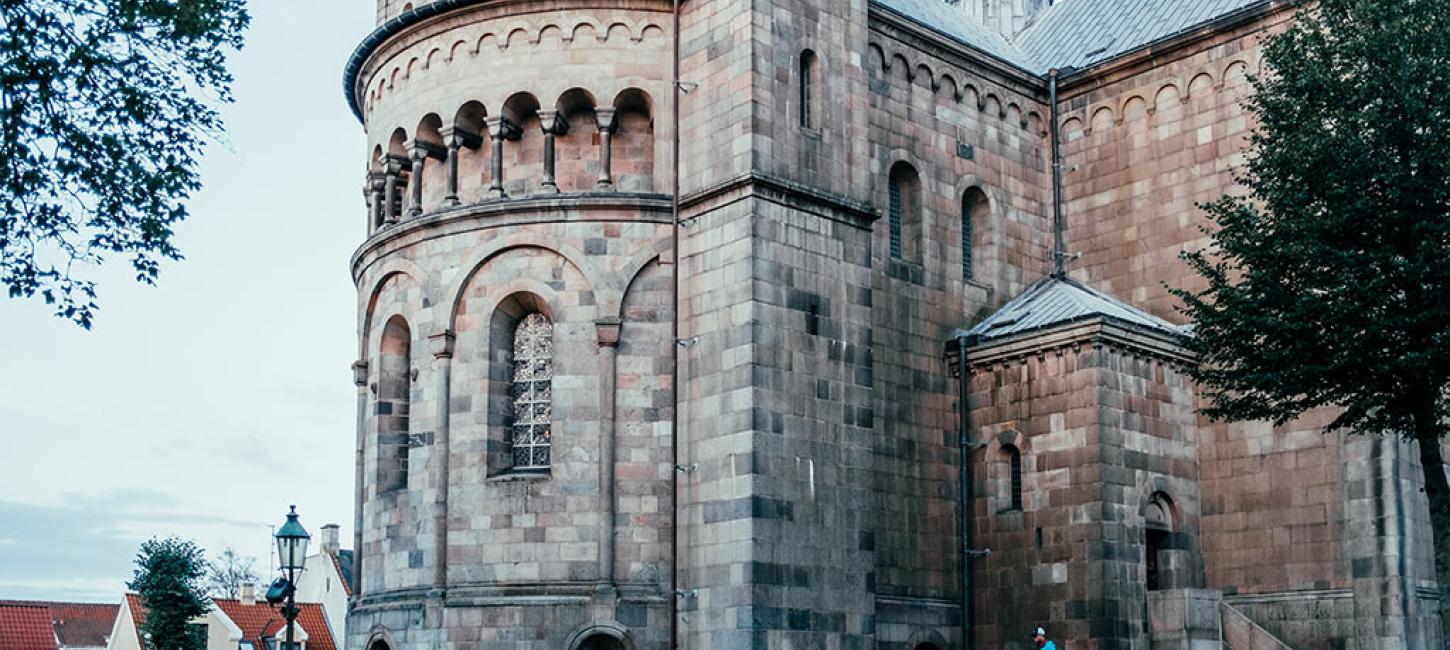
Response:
0,600,119,649
0,603,59,650
212,598,336,650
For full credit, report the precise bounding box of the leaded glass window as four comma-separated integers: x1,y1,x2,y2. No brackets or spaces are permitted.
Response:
888,176,903,259
510,313,553,470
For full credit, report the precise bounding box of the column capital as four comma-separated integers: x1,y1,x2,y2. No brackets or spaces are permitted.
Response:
352,360,369,387
429,330,457,359
484,116,521,141
594,108,617,133
406,139,448,162
538,110,571,136
439,125,483,150
381,153,409,173
595,317,623,348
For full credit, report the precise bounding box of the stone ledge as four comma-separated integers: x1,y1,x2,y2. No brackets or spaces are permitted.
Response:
352,192,673,279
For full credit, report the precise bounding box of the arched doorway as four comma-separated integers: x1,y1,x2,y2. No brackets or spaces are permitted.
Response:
913,644,942,650
1144,492,1175,591
577,634,626,650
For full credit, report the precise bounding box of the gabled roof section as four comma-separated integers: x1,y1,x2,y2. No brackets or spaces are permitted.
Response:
872,0,1272,74
333,550,355,596
0,604,59,650
960,275,1186,342
212,598,336,650
1016,0,1267,72
0,601,121,649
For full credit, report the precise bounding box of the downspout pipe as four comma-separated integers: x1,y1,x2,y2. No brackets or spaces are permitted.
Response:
1048,68,1066,278
669,0,682,647
955,334,976,650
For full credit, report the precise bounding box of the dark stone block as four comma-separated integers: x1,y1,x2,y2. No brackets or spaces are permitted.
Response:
408,550,424,568
787,609,811,630
617,604,648,628
584,238,607,255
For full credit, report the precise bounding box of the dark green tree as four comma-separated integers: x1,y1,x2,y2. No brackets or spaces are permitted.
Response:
1173,0,1450,624
128,537,212,650
0,0,249,328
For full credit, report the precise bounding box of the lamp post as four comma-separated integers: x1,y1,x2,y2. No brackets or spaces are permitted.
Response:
274,505,311,650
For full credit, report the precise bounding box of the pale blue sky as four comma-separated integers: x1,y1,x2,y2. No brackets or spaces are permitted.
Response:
0,1,374,602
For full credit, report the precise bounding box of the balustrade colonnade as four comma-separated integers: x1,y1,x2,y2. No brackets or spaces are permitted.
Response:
364,86,656,234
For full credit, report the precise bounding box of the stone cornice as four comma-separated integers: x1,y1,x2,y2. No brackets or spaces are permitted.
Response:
947,316,1194,375
680,172,879,231
350,193,672,281
343,0,674,123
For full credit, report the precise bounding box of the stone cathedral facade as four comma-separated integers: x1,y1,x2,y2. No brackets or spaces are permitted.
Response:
341,0,1444,648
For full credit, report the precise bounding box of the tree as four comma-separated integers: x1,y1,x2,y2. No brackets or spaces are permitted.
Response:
128,537,212,650
206,546,259,599
0,0,249,328
1172,0,1450,626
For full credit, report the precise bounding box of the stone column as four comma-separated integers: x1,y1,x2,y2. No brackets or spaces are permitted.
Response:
406,141,447,218
428,330,455,591
438,126,481,207
594,109,617,190
368,172,386,233
484,116,520,199
382,154,407,225
596,317,622,586
406,146,427,218
538,110,569,195
351,360,369,597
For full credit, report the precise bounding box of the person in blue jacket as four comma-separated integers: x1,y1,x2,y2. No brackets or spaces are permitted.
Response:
1032,627,1057,650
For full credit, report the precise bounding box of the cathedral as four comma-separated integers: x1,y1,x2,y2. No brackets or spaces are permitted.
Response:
340,0,1444,648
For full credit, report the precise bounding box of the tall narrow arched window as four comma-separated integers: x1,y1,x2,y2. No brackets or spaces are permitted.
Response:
997,444,1022,512
378,316,412,492
962,187,989,281
1008,445,1023,510
800,50,818,129
1145,493,1175,591
510,313,554,470
888,162,922,262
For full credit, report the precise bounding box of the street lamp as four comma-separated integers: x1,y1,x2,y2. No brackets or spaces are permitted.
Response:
271,505,310,650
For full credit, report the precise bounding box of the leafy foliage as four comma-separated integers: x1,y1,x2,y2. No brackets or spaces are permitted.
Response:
1173,0,1450,618
0,0,249,327
206,546,259,599
129,537,212,650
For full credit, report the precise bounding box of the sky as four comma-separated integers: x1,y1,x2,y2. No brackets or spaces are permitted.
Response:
0,1,375,603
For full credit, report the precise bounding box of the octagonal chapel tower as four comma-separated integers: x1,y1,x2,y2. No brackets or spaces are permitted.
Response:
345,1,678,648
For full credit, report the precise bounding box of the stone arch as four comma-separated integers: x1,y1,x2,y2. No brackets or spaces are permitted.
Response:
889,52,911,77
564,621,637,650
448,39,469,61
1007,102,1025,129
605,238,672,320
1089,105,1115,133
444,241,597,330
938,72,959,101
612,88,656,192
1188,72,1215,98
376,314,414,492
914,63,935,89
1153,83,1181,113
570,20,602,43
605,21,632,44
414,113,446,210
484,288,560,474
961,83,980,109
1121,95,1149,121
388,127,409,157
452,100,489,197
1027,110,1045,137
424,47,442,70
905,627,950,650
1223,60,1251,88
404,56,420,80
982,93,1002,118
866,42,886,73
364,626,398,650
555,88,601,192
357,262,427,361
1061,116,1085,142
640,23,666,42
501,92,543,193
960,184,991,283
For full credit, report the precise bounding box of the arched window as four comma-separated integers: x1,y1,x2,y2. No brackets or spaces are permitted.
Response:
800,50,818,129
962,187,989,281
887,162,922,262
510,313,554,470
1005,445,1023,511
578,634,626,650
378,316,412,492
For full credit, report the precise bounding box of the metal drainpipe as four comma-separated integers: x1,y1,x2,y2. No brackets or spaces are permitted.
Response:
669,0,682,647
958,335,973,650
1049,68,1066,278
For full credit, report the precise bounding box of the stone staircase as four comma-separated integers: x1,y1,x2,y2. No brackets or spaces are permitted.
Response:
1220,601,1295,650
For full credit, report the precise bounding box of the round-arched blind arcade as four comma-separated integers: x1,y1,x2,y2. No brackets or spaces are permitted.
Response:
510,312,554,470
